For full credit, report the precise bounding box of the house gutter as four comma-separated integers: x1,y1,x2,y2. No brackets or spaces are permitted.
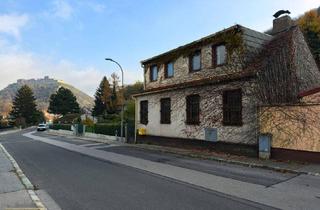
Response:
132,72,256,98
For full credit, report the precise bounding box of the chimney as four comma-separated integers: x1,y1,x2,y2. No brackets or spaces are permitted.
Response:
272,15,293,34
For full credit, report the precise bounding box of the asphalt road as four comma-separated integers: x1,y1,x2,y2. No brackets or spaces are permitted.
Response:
0,130,279,210
36,132,295,187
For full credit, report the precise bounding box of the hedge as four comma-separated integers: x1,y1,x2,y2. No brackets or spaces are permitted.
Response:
85,126,95,133
93,123,122,136
0,125,13,130
50,124,72,131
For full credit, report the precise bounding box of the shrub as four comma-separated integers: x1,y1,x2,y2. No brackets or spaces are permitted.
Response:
54,113,80,124
0,123,13,130
0,119,9,128
98,114,121,124
50,124,72,131
82,117,94,127
85,125,95,133
94,123,122,136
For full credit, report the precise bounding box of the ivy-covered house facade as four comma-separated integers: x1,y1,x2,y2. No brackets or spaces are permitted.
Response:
133,15,320,150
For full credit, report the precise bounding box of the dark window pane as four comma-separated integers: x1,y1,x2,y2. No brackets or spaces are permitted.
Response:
140,100,148,125
223,89,242,126
160,98,171,124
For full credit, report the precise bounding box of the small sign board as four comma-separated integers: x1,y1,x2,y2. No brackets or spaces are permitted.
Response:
205,128,218,142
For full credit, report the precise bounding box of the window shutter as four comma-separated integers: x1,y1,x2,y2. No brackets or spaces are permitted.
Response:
164,63,168,78
140,100,148,125
212,45,217,68
160,98,171,124
223,89,242,126
186,95,200,124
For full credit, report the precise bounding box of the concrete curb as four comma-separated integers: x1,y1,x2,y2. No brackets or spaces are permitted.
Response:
130,144,320,177
0,128,21,136
0,143,47,210
46,130,122,145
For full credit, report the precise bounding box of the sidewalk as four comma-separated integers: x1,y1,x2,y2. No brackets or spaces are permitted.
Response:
131,143,320,176
0,143,45,210
46,130,320,176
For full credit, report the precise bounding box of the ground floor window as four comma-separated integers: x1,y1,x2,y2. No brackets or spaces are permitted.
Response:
186,94,200,124
140,100,148,125
160,98,171,124
223,89,242,126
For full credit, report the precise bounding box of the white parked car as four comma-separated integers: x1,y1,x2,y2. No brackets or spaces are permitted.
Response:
37,124,47,131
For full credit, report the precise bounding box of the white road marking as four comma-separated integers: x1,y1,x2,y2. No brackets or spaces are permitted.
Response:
81,143,106,147
90,144,120,149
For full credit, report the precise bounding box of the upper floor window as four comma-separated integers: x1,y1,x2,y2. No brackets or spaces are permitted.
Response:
212,44,227,67
189,50,201,72
150,65,158,82
186,94,200,125
165,61,174,78
223,89,242,126
160,98,171,124
140,100,148,125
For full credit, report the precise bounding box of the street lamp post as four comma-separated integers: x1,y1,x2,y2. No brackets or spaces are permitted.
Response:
105,58,124,142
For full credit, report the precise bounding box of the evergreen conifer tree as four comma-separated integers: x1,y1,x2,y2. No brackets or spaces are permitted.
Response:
10,85,42,125
48,87,80,115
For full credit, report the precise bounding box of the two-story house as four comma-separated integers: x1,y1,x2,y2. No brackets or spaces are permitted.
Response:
133,15,320,151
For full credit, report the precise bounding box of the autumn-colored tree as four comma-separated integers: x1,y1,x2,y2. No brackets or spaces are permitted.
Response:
109,73,124,114
297,9,320,66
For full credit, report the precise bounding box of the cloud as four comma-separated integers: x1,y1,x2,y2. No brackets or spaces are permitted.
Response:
0,49,143,96
0,13,29,39
87,2,106,13
0,51,106,96
0,34,142,97
52,0,73,20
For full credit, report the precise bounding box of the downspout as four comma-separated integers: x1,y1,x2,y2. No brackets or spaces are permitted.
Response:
141,63,146,90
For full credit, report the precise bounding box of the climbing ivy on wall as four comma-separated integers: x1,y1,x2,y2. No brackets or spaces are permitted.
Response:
143,26,246,68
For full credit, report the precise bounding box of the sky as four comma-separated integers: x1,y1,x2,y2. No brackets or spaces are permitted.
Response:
0,0,319,96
